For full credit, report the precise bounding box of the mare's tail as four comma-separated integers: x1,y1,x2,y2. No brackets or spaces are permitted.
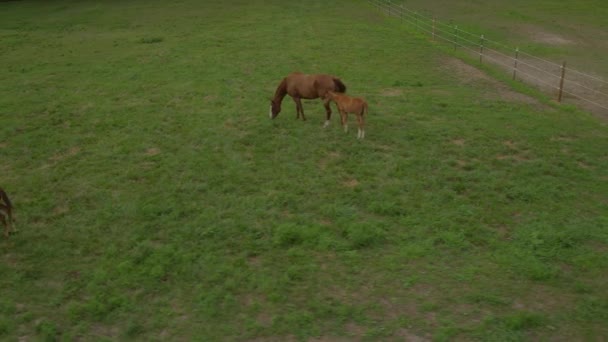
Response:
332,78,347,93
0,189,12,210
0,188,15,238
0,188,13,221
0,188,13,225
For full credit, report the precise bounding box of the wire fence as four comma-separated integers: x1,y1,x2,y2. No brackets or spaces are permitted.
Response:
369,0,608,116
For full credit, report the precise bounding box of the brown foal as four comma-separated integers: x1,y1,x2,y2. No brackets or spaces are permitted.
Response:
326,91,368,139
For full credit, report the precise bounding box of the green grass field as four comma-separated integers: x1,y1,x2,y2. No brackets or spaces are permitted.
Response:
393,0,608,76
1,0,608,340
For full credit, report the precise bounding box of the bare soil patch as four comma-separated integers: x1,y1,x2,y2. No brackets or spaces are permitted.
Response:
318,151,341,170
380,88,404,97
451,138,466,146
49,146,81,162
144,147,161,156
247,255,262,267
345,322,366,336
342,178,359,188
460,46,608,119
530,30,574,46
394,329,430,342
443,57,544,107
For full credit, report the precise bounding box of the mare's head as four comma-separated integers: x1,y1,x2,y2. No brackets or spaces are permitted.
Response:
269,99,281,119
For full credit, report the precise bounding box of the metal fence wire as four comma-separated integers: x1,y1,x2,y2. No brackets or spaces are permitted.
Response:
369,0,608,115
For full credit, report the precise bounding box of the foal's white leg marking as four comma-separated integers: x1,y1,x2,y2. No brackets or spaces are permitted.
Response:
357,128,362,139
323,120,330,128
269,106,272,119
344,124,348,133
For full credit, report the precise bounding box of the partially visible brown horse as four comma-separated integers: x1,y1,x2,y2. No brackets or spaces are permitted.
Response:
270,72,347,126
326,91,368,139
0,188,15,238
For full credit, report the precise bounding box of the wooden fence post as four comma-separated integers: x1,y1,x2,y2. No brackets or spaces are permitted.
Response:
558,61,567,102
453,25,458,50
512,48,519,80
479,35,484,63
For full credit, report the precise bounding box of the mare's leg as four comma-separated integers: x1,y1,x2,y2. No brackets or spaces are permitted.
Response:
1,214,7,238
292,97,300,119
298,98,306,121
323,98,332,128
293,97,306,120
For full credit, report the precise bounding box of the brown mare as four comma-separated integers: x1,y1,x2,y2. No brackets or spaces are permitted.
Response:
0,188,15,238
326,91,368,139
270,72,347,126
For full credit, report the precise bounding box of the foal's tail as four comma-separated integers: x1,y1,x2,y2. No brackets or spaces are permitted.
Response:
332,78,347,93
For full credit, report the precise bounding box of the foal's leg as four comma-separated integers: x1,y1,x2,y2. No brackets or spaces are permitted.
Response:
341,110,348,133
323,98,332,128
356,113,365,139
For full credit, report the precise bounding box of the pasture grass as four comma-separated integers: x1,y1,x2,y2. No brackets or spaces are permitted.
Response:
393,0,608,76
1,0,608,340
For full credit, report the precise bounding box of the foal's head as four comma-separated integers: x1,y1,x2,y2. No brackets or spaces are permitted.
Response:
269,99,281,119
325,91,338,101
